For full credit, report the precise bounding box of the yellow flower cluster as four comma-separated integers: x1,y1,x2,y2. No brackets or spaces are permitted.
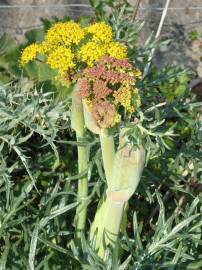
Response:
110,113,121,128
114,84,134,113
47,46,75,75
78,41,127,67
107,42,127,60
45,21,84,49
77,42,107,67
96,113,121,129
134,87,141,107
20,20,128,80
133,69,142,79
20,43,41,65
85,22,112,42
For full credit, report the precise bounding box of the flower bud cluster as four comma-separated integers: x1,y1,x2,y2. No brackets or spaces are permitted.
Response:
78,56,141,129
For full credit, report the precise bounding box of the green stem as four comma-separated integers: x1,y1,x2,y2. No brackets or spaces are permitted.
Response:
71,84,89,243
99,130,115,183
89,132,115,249
98,197,124,258
75,133,89,241
90,131,145,258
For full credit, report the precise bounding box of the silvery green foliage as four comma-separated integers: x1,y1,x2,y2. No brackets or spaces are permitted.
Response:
0,74,201,269
0,80,70,178
78,194,202,270
0,81,78,269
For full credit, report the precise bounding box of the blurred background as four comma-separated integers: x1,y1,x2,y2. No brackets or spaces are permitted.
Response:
0,0,201,74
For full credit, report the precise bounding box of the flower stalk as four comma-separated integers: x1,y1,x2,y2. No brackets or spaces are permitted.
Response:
97,197,125,258
71,84,89,242
99,129,115,183
89,130,115,252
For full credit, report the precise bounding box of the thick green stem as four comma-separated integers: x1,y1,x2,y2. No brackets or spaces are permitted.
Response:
89,195,125,255
71,85,89,243
97,197,124,258
90,130,145,258
89,132,115,249
75,133,88,241
99,130,115,183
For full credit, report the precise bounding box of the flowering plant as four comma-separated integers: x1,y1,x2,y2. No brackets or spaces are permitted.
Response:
16,9,201,267
20,19,146,257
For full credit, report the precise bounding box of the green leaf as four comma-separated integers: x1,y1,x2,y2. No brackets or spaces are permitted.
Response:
38,237,75,258
133,212,143,251
23,61,39,79
25,28,45,43
0,33,17,56
118,255,132,270
187,259,202,270
0,237,10,270
28,223,39,270
39,202,78,228
89,0,102,8
0,34,19,70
